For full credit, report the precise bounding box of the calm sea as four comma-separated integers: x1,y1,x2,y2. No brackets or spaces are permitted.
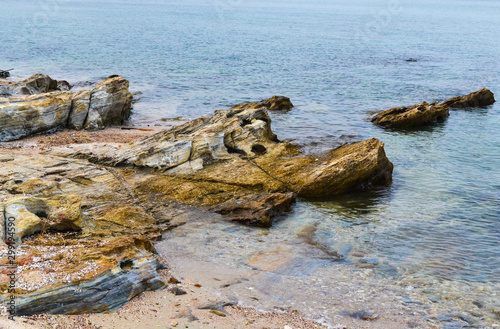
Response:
1,0,499,287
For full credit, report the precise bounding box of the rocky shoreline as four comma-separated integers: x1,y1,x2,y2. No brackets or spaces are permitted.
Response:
0,74,394,320
0,74,497,328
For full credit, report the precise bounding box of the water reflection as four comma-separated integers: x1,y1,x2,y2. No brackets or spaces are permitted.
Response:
310,188,391,225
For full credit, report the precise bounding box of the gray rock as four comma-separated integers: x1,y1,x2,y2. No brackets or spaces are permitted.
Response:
68,90,91,130
12,73,59,95
83,76,133,130
359,258,379,266
15,255,166,315
57,80,72,91
0,91,73,142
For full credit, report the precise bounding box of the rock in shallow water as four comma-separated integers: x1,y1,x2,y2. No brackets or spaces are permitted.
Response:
371,88,495,129
51,101,393,226
441,87,495,109
230,95,294,111
371,101,449,129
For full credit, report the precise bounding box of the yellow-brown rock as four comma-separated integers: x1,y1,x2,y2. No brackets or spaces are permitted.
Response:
441,88,495,108
371,101,449,129
0,91,73,141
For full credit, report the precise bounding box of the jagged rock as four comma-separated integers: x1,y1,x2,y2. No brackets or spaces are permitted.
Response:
57,80,72,91
371,101,449,129
83,76,133,130
0,75,133,140
13,73,59,95
2,195,83,243
0,74,71,96
51,105,393,200
68,90,91,130
0,91,73,142
15,254,166,315
51,103,393,227
231,95,294,111
441,88,495,108
0,95,393,315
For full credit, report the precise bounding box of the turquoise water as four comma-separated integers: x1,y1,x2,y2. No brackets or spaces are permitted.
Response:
1,0,499,285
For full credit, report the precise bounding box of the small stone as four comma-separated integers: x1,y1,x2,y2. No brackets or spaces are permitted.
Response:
209,310,227,317
169,286,187,296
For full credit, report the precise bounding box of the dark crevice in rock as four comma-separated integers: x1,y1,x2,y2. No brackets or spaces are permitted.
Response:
82,90,94,129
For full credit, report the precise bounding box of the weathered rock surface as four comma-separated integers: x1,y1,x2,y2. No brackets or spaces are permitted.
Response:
231,95,294,111
2,194,83,242
0,91,73,141
68,90,91,130
371,101,449,129
0,75,133,141
371,88,495,129
12,73,59,95
83,76,133,130
50,103,393,226
0,74,60,96
0,95,393,315
15,254,166,315
441,88,495,108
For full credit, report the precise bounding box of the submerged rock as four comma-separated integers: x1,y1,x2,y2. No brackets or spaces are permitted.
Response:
214,192,296,227
371,101,449,129
441,88,495,108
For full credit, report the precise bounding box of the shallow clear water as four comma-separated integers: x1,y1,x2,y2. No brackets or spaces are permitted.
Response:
1,0,499,285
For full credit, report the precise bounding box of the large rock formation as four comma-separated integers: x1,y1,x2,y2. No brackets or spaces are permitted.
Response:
0,75,133,141
0,91,73,141
372,88,496,129
50,103,393,225
83,76,133,130
0,73,59,96
441,87,495,108
371,101,449,129
0,94,393,316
